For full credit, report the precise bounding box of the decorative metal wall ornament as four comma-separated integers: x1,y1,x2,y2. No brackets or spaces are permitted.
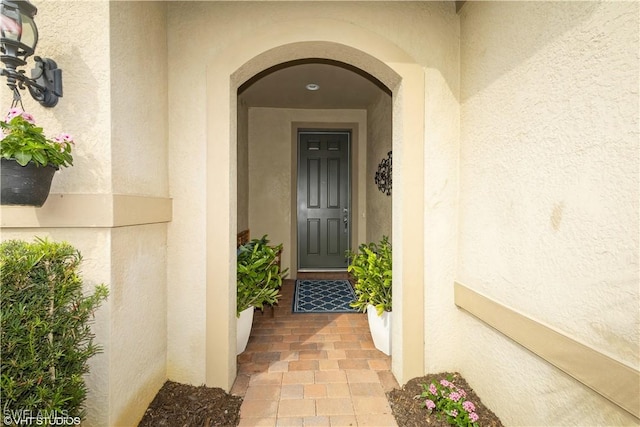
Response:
374,150,392,196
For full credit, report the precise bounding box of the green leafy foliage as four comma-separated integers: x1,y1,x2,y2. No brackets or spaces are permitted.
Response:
0,238,108,423
347,236,392,315
236,235,288,317
0,109,74,168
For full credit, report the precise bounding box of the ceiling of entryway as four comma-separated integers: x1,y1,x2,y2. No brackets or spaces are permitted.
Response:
238,60,389,109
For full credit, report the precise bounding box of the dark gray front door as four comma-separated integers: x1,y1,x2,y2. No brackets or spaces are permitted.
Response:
297,131,350,270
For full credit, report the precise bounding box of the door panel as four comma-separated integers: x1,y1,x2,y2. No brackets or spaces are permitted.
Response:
307,158,320,208
327,158,341,208
298,131,350,270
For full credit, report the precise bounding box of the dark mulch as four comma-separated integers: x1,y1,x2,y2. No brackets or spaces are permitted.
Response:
387,372,503,427
138,380,242,427
139,372,502,427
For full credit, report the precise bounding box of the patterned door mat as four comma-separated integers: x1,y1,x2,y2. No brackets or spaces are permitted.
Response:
293,279,359,313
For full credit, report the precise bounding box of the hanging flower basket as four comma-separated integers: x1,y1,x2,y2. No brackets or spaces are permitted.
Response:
1,158,57,206
0,108,74,207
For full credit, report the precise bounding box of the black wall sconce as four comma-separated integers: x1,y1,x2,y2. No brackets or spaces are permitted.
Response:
0,0,62,107
375,150,392,196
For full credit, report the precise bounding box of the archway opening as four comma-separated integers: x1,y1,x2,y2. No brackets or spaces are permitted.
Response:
205,38,425,390
236,58,393,276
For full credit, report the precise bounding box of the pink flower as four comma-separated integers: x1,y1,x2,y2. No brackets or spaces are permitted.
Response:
463,401,476,412
440,379,451,387
21,112,35,124
469,412,479,422
5,108,22,122
449,391,461,402
449,409,458,417
424,399,435,410
55,133,74,144
428,383,437,395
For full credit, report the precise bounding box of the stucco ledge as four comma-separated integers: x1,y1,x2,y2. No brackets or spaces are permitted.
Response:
454,281,640,420
0,194,172,228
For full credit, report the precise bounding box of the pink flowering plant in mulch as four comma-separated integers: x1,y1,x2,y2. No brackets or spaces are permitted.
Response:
0,108,74,168
420,376,480,427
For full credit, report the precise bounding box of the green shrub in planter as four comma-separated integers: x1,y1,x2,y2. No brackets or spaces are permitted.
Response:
0,238,108,424
237,235,288,317
347,235,392,316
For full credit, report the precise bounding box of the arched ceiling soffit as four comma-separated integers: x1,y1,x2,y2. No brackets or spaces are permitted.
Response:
237,58,391,110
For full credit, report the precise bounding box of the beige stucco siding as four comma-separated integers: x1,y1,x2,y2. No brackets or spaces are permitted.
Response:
458,1,639,424
366,92,393,243
237,99,250,233
111,2,169,197
109,225,168,427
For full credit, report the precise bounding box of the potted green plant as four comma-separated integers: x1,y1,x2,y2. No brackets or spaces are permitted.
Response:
348,235,392,355
0,108,74,206
236,235,288,354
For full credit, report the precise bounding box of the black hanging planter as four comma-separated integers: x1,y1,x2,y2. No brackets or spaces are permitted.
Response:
1,158,57,207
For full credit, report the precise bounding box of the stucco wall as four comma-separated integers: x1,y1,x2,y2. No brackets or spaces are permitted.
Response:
237,98,249,232
166,2,208,386
109,225,168,426
366,92,393,243
110,2,169,197
420,69,461,375
247,107,295,271
107,4,170,426
458,2,639,425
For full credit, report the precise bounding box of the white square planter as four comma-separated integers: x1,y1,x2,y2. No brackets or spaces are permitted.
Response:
236,306,255,355
367,304,392,355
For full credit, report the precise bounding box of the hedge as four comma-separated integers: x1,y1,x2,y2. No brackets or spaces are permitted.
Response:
1,238,108,425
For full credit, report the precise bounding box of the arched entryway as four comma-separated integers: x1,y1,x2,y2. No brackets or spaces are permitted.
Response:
204,21,426,390
237,58,391,274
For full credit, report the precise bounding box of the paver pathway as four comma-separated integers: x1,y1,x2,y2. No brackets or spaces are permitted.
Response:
231,279,399,426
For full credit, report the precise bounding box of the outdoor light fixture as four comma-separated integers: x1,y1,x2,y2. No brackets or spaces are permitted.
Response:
0,0,62,107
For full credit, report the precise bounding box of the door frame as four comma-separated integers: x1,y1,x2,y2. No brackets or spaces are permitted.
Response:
290,121,365,276
296,128,352,272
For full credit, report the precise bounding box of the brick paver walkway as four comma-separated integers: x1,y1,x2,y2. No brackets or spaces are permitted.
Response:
231,279,399,426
